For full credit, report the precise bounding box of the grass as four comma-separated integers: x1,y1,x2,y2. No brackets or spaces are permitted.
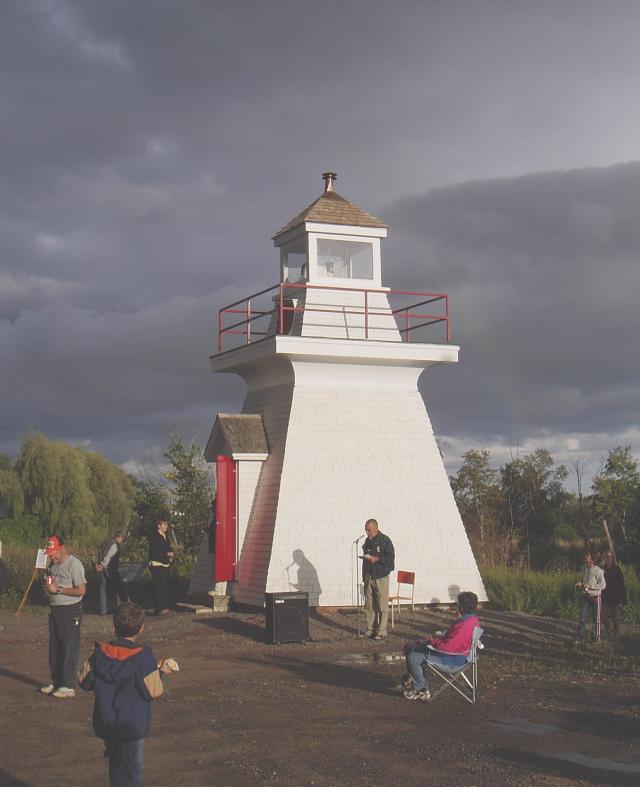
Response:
480,564,640,677
482,563,640,624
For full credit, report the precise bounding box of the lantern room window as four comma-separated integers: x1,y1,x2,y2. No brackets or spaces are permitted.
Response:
317,238,374,280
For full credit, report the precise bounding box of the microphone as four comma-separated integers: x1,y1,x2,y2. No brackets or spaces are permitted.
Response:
352,534,365,545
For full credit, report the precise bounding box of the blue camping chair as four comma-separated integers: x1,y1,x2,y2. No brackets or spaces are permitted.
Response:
425,626,484,704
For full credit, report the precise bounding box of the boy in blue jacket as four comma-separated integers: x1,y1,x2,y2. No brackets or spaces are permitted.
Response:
78,602,173,786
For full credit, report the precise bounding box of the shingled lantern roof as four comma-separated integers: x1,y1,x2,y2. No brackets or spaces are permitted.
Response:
272,172,387,241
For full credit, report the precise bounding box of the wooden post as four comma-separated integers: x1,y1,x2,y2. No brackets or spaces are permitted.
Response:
601,519,616,560
15,567,40,619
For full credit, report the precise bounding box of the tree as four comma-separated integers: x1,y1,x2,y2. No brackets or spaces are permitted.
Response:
570,456,590,547
17,433,94,538
120,477,172,561
500,449,568,569
592,446,640,554
13,432,135,543
0,463,24,518
163,434,213,558
450,450,504,563
132,478,170,535
85,451,135,534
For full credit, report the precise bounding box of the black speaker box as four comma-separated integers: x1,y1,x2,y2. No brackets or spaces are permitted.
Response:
265,592,309,644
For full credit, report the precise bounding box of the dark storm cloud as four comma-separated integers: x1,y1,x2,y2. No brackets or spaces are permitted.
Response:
2,0,640,468
383,162,640,443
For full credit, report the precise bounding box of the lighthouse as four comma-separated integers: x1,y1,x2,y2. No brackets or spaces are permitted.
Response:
204,173,486,608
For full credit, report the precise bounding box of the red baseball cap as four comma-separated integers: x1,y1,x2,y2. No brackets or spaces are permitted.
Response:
44,535,63,555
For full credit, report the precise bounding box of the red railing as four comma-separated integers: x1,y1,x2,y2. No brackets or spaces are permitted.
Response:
217,282,450,352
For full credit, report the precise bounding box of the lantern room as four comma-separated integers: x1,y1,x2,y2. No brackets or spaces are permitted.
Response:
274,172,387,289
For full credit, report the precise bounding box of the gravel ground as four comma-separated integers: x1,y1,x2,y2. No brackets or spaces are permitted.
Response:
1,605,639,786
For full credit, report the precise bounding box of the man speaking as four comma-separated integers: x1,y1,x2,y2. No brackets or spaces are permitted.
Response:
362,519,395,640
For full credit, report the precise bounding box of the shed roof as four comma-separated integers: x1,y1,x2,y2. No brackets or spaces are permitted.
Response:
272,189,387,241
204,414,269,462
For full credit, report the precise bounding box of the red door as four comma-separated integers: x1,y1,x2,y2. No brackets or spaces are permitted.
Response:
215,455,237,581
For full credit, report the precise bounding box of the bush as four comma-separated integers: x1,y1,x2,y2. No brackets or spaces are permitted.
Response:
0,514,42,546
620,564,640,624
0,542,49,609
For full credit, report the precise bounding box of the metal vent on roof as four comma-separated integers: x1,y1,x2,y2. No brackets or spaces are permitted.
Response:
322,172,337,192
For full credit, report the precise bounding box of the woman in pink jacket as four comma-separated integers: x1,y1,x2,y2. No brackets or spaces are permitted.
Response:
403,591,480,701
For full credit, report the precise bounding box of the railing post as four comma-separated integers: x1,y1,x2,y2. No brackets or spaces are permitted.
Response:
218,309,222,353
247,298,251,345
405,309,409,342
446,295,450,343
279,283,284,334
364,290,369,339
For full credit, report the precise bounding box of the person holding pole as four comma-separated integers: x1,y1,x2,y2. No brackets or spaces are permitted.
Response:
574,551,605,644
40,535,86,698
361,518,394,640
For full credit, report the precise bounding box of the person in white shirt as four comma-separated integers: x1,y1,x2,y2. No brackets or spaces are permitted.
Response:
96,532,128,616
575,551,606,644
40,535,86,698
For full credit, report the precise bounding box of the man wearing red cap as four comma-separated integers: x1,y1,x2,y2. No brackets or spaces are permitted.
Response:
40,535,86,698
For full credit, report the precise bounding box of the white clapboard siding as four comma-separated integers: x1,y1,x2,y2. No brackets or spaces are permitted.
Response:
229,359,486,607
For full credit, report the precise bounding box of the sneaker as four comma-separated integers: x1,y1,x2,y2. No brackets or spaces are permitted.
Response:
40,683,56,695
52,687,75,698
373,633,387,641
403,688,431,701
401,674,413,691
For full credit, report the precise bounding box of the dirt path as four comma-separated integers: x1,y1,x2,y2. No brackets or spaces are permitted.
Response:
1,606,639,786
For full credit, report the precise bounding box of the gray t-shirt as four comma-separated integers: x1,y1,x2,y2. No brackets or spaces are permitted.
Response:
49,554,86,606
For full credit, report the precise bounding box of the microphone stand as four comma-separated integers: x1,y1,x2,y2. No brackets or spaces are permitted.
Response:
353,534,365,637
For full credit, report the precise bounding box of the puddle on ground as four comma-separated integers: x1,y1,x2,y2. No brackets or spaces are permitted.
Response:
552,753,640,775
332,651,405,666
493,719,562,736
493,719,640,775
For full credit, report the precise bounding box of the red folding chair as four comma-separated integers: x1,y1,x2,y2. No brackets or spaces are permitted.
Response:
389,570,415,628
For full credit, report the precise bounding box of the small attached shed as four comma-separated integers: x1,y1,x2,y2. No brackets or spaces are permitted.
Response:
189,413,269,598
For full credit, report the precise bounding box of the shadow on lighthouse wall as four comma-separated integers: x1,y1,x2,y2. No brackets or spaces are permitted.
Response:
286,549,322,606
430,584,460,605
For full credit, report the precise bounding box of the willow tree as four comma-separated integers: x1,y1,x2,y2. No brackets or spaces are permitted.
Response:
85,451,135,535
0,454,24,517
15,432,134,542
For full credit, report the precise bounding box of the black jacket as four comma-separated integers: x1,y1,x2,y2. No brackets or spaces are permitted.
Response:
602,565,627,605
148,532,172,566
362,531,395,580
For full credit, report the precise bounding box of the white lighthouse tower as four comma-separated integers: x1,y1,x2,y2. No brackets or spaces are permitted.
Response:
204,173,486,608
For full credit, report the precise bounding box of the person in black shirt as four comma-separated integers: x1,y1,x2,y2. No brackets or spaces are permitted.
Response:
148,520,174,616
362,518,395,640
602,551,627,641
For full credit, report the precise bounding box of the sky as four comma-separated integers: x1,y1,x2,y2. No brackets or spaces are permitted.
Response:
2,0,640,483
